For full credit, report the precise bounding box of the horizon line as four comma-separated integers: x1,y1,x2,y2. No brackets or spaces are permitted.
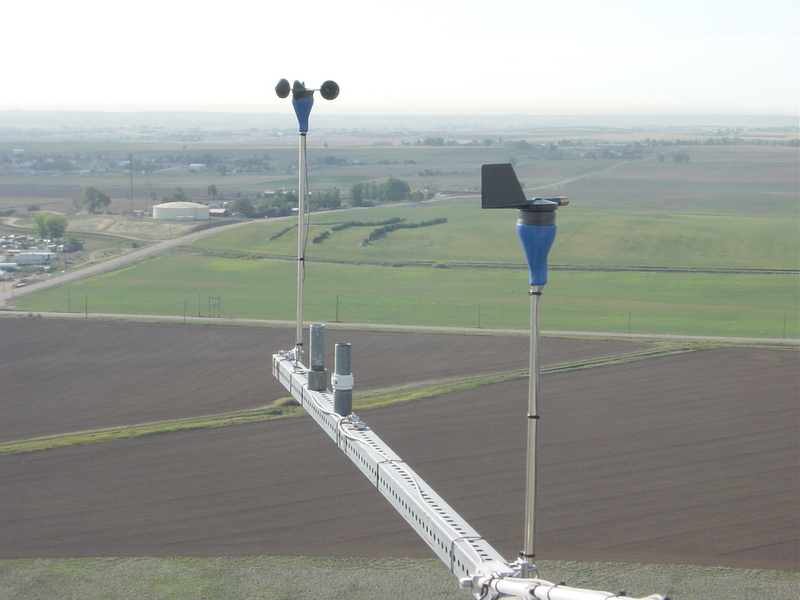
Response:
1,108,798,118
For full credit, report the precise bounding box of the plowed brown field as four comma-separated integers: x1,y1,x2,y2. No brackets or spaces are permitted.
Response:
0,317,797,572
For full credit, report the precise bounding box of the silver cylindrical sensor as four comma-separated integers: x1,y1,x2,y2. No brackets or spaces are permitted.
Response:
332,342,353,416
307,324,327,391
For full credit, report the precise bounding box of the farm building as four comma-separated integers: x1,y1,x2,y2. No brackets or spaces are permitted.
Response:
209,208,231,218
152,202,210,221
15,252,55,265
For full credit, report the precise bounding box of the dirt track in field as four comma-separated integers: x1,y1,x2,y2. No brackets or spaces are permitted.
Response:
0,318,797,572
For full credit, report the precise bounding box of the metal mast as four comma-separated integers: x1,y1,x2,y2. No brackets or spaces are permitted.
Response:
481,163,566,577
275,78,339,360
296,113,308,356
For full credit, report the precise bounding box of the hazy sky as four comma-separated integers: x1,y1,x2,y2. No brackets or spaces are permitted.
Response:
5,0,798,115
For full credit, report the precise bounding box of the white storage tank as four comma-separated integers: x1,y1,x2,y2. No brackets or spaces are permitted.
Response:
152,202,210,221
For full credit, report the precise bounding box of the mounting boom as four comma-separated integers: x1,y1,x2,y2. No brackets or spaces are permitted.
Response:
271,345,665,600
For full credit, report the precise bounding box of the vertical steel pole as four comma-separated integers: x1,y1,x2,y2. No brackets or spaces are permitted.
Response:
295,131,307,359
522,284,542,577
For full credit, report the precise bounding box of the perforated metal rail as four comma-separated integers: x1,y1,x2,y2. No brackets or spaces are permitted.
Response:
273,353,512,581
272,352,665,600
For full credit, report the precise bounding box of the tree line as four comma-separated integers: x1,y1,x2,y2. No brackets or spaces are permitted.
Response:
312,218,405,244
73,175,421,220
361,218,448,245
350,178,412,206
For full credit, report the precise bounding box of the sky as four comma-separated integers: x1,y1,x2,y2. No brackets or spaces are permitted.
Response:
4,0,798,115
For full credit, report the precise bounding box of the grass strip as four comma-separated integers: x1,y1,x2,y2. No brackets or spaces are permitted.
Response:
353,370,528,409
0,402,304,456
0,345,694,455
0,556,796,600
353,345,695,409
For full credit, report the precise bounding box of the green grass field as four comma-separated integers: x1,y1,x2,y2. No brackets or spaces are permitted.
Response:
11,253,798,338
1,556,796,600
190,200,800,270
4,141,798,339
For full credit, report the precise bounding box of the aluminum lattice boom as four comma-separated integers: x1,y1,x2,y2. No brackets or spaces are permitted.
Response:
271,350,665,600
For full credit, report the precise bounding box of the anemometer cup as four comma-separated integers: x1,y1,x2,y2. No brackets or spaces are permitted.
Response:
275,79,291,98
319,80,339,100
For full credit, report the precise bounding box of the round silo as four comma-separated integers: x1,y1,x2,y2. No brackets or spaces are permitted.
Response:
152,201,210,221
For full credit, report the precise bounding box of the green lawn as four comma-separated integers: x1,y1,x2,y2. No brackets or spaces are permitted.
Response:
12,254,798,338
3,556,796,600
191,201,800,271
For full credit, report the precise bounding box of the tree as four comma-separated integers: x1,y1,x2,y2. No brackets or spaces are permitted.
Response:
672,152,691,164
82,186,111,214
33,213,68,239
207,185,218,199
232,197,255,218
309,188,341,211
34,213,48,237
368,181,379,200
162,188,190,203
257,190,297,218
382,177,411,202
350,182,366,206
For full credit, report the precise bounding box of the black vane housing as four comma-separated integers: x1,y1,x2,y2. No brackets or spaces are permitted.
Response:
481,163,567,211
481,163,529,209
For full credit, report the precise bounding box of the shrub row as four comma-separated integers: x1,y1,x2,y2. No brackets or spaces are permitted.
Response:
269,224,297,241
313,218,406,244
330,217,404,232
362,218,447,245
